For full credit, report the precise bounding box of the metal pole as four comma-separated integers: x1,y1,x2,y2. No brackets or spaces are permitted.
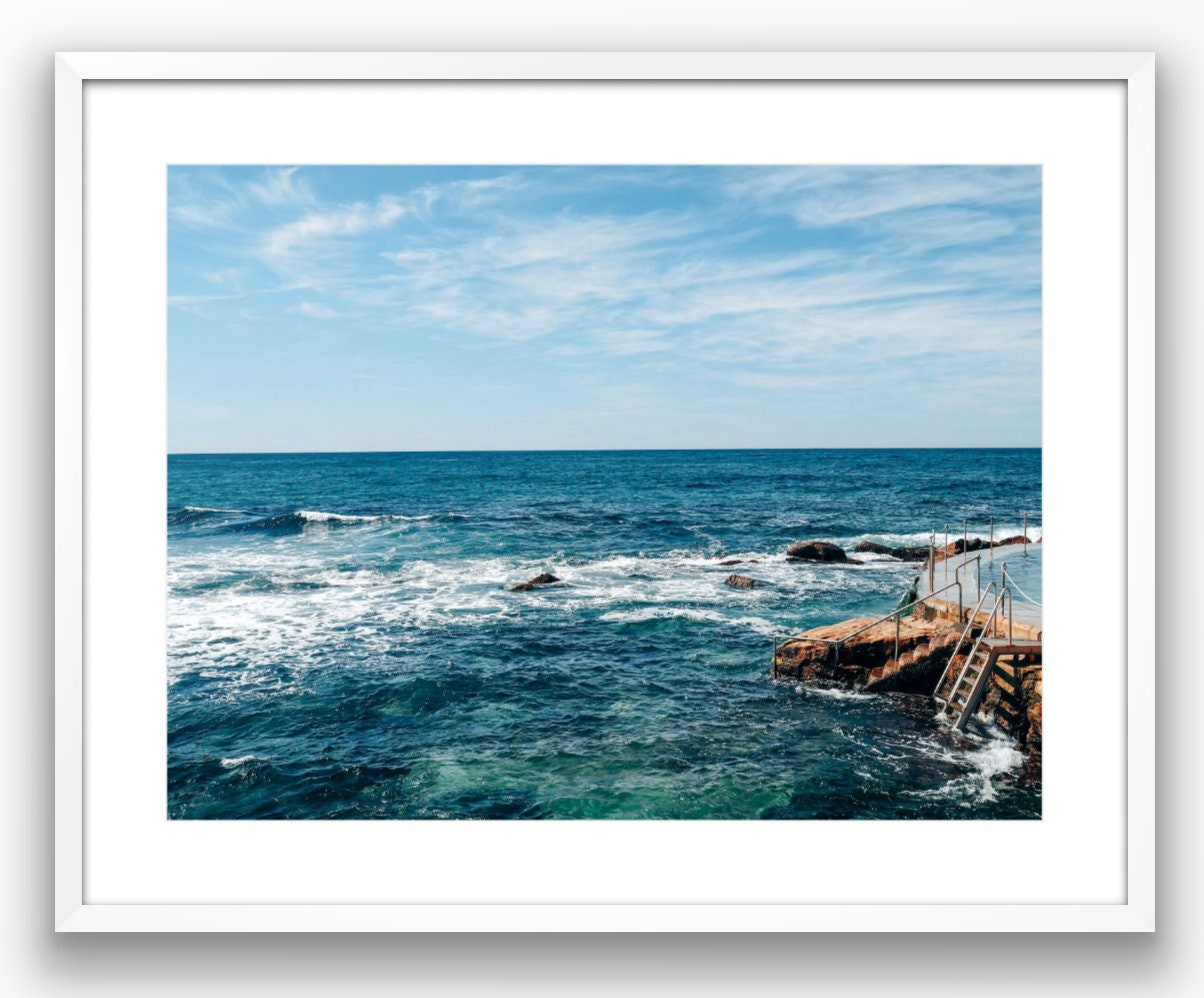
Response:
944,524,949,581
1002,564,1008,641
1023,512,1028,557
989,516,994,562
963,519,968,570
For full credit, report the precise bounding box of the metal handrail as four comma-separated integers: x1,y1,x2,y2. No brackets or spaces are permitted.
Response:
954,554,981,604
938,587,1010,712
931,581,997,699
832,579,965,646
772,579,963,676
939,515,1041,569
774,510,1041,682
830,579,963,665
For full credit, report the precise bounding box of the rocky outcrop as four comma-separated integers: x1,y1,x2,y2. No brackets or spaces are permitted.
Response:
786,540,848,563
510,572,562,592
852,540,929,562
853,541,894,556
775,600,1043,781
1023,674,1043,781
774,615,966,694
932,537,986,562
724,574,764,589
932,534,1040,563
975,655,1043,783
850,534,1041,566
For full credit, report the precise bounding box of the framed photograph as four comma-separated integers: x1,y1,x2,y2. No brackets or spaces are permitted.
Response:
55,52,1154,931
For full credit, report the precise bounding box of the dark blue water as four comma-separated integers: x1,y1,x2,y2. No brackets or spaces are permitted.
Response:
167,448,1041,819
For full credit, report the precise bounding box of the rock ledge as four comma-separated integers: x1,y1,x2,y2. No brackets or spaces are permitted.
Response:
510,572,562,592
786,540,848,563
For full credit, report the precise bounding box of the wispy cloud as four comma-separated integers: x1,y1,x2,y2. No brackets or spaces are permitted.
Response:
169,166,315,230
243,166,314,207
260,196,407,268
169,165,1041,450
168,290,250,313
291,301,340,319
724,165,1038,228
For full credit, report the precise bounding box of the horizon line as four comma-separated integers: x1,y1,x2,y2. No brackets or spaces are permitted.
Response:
169,445,1042,457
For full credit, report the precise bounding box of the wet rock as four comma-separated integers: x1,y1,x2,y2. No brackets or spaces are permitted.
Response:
933,537,988,563
510,572,562,592
775,605,1043,780
717,558,744,566
774,615,965,694
724,574,764,589
855,540,929,561
976,657,1043,784
786,540,848,563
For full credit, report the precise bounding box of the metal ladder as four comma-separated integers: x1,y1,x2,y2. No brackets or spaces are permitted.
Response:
935,587,1012,732
931,580,996,698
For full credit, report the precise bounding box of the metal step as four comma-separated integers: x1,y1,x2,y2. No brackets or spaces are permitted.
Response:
942,647,991,714
951,648,999,732
932,584,1042,733
944,651,991,716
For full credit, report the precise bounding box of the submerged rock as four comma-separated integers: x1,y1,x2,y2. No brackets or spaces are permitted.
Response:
510,572,562,592
717,558,744,566
786,540,848,563
890,545,930,562
724,574,764,589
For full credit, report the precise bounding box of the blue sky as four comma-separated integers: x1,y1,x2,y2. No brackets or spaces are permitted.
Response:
168,165,1041,452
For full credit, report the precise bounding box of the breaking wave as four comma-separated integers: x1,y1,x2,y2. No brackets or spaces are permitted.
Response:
169,508,472,535
168,447,1042,820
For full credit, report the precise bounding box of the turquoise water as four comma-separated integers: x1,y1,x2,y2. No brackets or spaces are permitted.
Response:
167,448,1041,819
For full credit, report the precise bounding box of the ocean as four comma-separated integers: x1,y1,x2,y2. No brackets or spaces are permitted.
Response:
167,448,1042,819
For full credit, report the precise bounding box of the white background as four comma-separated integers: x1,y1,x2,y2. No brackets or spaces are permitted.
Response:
84,79,1124,908
5,1,1201,995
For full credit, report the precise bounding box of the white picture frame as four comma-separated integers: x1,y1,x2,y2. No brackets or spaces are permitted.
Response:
55,51,1154,932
